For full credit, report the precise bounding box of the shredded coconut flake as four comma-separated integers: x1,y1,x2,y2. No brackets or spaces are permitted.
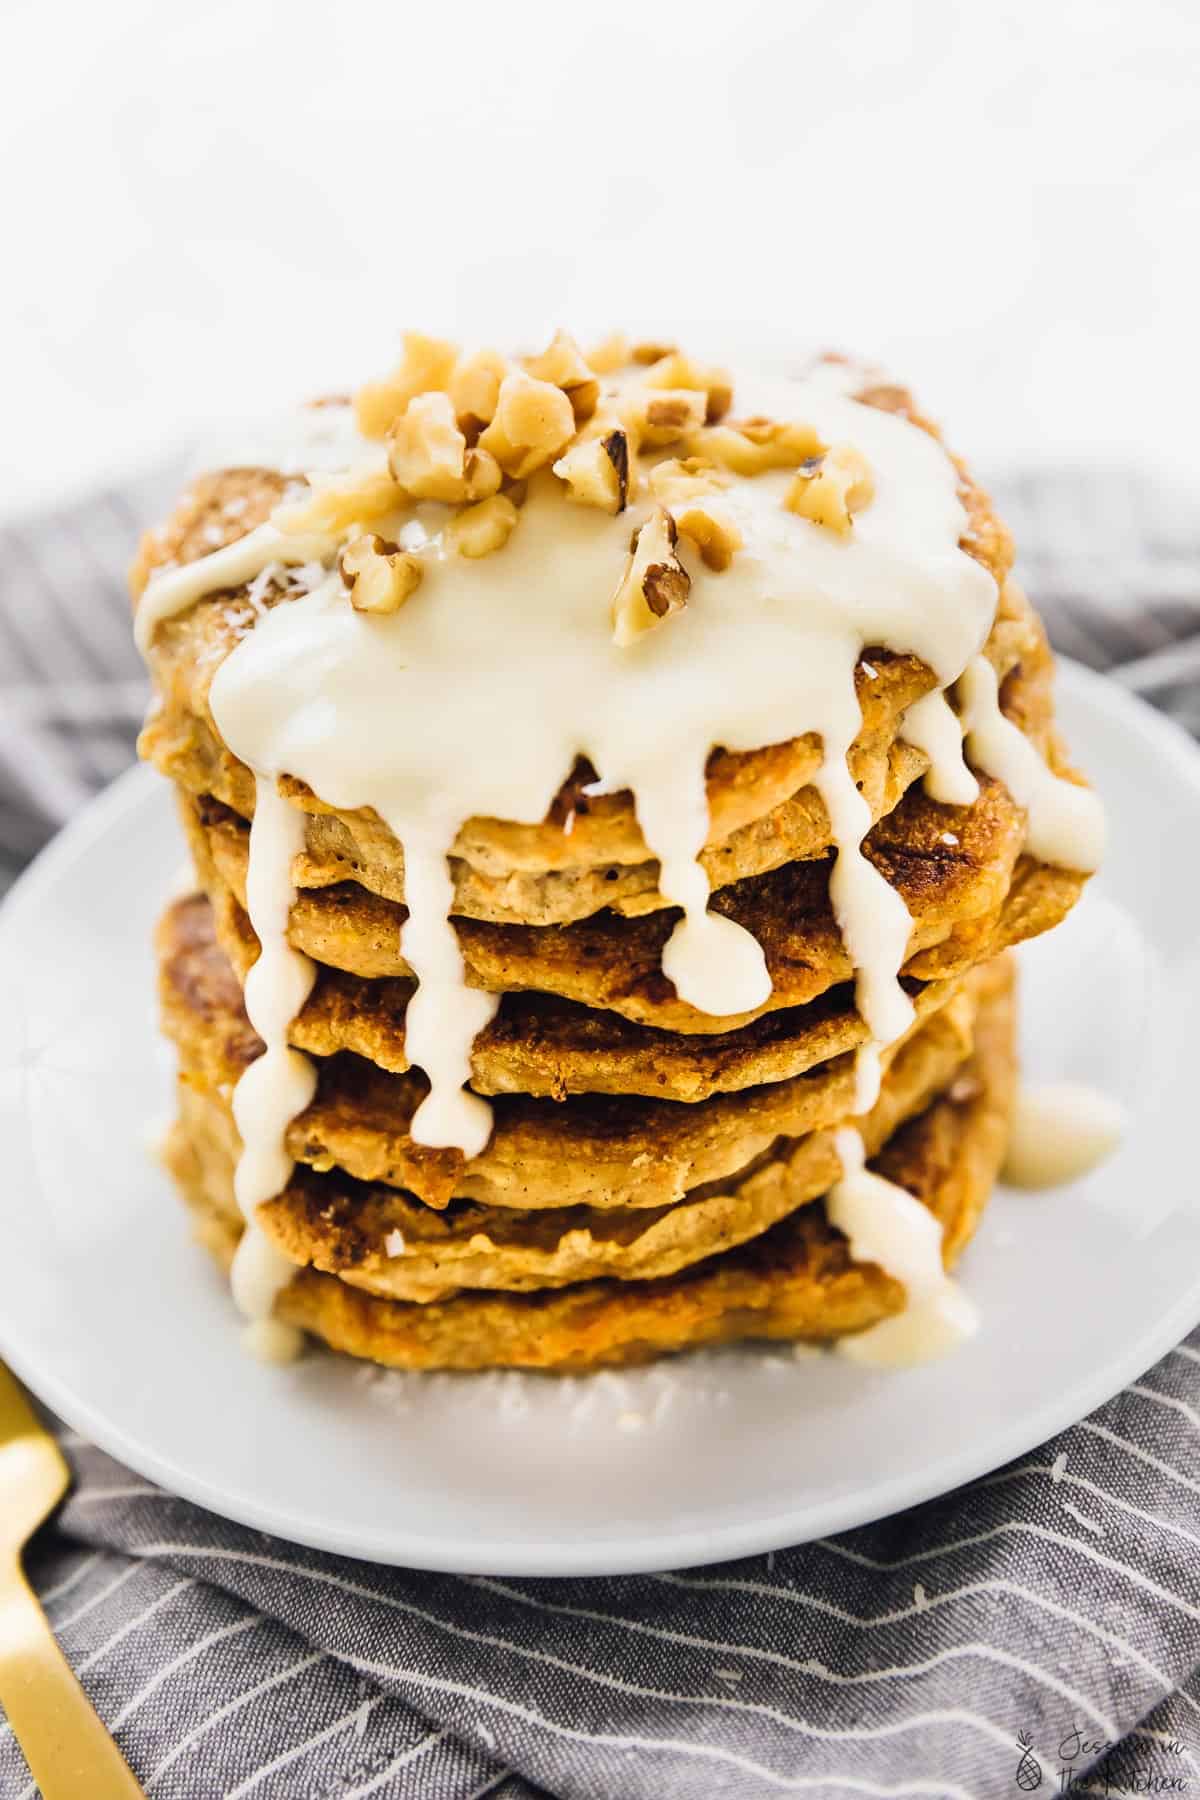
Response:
245,562,283,617
384,1229,406,1257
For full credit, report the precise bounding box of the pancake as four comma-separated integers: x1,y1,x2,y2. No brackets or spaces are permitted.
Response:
182,767,1031,1034
165,954,1017,1369
160,890,981,1211
169,970,980,1304
181,852,1077,1099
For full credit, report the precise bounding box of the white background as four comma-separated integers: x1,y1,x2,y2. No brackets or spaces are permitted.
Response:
3,0,1198,519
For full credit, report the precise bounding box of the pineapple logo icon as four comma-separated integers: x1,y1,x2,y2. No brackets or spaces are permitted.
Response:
1015,1732,1043,1790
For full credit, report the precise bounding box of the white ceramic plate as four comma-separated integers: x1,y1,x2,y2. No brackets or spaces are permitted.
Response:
1,661,1197,1575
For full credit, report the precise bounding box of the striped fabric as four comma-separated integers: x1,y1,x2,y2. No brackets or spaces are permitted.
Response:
1,471,1198,1797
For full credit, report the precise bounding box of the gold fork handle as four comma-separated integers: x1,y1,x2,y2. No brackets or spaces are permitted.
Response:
0,1558,145,1798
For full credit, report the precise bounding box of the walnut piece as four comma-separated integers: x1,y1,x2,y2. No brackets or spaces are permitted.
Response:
272,465,405,535
339,534,423,613
387,393,501,502
611,507,691,646
477,372,576,478
387,393,467,500
784,444,875,535
673,503,743,572
354,333,458,439
642,352,733,424
586,331,631,374
690,416,824,475
523,330,600,423
449,350,509,438
629,387,708,447
648,456,731,505
552,428,630,513
631,340,677,364
445,493,520,558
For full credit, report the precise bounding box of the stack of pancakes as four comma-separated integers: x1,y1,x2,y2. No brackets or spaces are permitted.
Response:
136,379,1088,1372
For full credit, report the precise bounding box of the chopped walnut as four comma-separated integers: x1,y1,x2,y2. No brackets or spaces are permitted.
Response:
688,416,824,475
631,340,677,364
642,352,733,424
449,349,509,438
386,394,504,504
272,465,405,535
586,331,631,374
386,393,469,501
629,387,708,447
611,507,691,646
477,372,576,478
354,333,458,439
673,503,743,572
648,456,731,505
463,448,504,501
445,493,520,557
552,428,630,513
339,534,423,613
523,330,600,423
784,444,875,535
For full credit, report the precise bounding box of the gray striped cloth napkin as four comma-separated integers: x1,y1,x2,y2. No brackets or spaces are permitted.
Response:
1,470,1198,1799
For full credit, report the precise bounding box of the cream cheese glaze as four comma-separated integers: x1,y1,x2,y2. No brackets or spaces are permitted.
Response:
1002,1082,1126,1189
227,775,317,1346
136,358,1105,1343
826,1127,979,1366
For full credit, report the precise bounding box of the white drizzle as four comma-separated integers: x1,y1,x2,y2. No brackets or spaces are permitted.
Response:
135,367,1094,1360
1003,1082,1125,1189
227,775,317,1353
398,822,499,1154
826,1127,978,1367
957,654,1105,870
639,752,770,1016
135,523,336,655
901,688,980,807
814,723,917,1110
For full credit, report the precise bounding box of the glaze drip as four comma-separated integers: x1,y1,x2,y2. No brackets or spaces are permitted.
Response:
826,1127,978,1366
226,775,317,1343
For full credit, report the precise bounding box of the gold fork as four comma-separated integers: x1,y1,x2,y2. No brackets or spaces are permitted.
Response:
0,1363,145,1797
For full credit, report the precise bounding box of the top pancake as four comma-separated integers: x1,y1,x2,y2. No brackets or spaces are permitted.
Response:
133,375,1037,929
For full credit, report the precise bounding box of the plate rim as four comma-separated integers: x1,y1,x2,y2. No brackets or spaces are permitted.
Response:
2,657,1199,1576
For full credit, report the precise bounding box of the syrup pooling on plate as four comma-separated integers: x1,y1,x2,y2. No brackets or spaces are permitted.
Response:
135,346,1101,1345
